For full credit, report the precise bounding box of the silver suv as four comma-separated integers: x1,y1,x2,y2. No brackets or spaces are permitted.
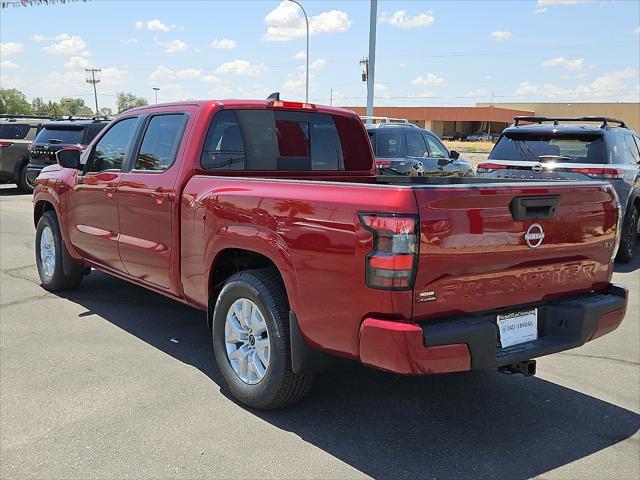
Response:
477,116,640,262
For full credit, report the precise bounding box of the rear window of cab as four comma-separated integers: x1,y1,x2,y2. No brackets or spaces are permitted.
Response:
200,109,371,172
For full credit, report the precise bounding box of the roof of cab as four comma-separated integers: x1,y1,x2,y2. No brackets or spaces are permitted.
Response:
124,99,357,118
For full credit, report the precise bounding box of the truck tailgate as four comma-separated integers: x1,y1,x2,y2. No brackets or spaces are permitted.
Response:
412,182,618,320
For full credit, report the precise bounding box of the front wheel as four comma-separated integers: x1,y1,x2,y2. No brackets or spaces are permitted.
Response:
35,211,84,291
616,207,639,263
212,269,313,409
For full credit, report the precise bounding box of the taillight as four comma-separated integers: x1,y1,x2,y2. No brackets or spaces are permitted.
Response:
569,167,624,180
267,100,316,110
476,162,508,173
359,213,419,290
0,141,13,148
376,160,392,166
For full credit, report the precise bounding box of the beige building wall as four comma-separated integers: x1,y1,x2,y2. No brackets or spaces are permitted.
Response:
476,103,640,133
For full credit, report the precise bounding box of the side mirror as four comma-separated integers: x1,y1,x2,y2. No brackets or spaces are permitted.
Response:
438,157,452,167
56,148,80,169
449,150,460,160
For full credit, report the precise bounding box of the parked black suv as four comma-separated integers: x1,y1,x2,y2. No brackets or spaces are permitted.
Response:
27,117,110,186
0,115,51,193
364,117,473,177
478,116,640,262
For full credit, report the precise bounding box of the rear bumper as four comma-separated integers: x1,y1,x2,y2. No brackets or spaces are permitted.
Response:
358,284,628,375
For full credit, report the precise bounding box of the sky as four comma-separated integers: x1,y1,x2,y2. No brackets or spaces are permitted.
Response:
1,0,639,111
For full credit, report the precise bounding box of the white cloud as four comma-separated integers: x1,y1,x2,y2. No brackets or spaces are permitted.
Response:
157,83,194,102
514,68,638,100
293,50,306,59
209,38,237,50
635,26,640,34
100,67,131,86
0,74,24,89
534,7,548,13
0,60,19,70
537,0,592,6
308,58,327,72
0,42,24,57
149,66,202,81
154,38,188,53
201,75,234,97
124,38,138,45
32,35,50,42
466,88,490,97
43,70,85,88
215,59,265,76
490,30,512,41
42,34,90,57
262,1,351,42
542,56,584,70
411,73,446,87
64,56,91,69
379,10,435,29
136,19,173,31
375,83,387,94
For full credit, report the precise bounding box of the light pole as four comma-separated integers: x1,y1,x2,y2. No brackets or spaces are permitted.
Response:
287,0,309,102
153,87,160,104
85,68,101,116
366,0,377,122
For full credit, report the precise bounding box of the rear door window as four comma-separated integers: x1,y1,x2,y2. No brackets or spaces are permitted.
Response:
406,132,428,157
0,123,30,139
201,109,346,171
490,133,605,164
133,114,187,171
622,135,640,166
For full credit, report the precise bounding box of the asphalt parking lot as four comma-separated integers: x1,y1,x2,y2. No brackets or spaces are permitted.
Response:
1,184,638,480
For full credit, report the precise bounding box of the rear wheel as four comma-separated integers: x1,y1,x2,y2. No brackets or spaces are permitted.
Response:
35,211,84,291
616,207,639,263
212,269,313,409
16,162,34,194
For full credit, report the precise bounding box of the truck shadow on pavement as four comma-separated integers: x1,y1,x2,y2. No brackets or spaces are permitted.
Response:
614,249,640,273
61,271,639,480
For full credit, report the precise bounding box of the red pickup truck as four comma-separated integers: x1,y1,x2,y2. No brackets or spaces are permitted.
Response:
33,97,628,409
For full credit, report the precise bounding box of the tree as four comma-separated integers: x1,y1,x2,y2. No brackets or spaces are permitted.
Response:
59,97,93,116
116,92,148,114
31,97,63,118
0,88,33,115
99,106,114,117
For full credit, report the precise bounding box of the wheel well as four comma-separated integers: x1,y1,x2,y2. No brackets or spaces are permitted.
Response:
208,249,286,329
34,200,55,227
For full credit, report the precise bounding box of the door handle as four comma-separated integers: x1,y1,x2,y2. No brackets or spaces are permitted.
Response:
103,185,117,198
149,188,175,202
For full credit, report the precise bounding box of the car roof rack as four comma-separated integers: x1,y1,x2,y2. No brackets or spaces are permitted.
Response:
513,116,627,129
51,115,112,122
360,116,419,128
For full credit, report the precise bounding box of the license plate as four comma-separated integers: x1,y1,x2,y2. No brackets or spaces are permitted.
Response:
497,308,538,348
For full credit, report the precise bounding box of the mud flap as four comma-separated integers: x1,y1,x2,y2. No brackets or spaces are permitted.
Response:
289,311,334,374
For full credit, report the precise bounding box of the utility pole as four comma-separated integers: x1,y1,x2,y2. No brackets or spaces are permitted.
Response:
153,87,160,104
85,68,101,116
287,0,309,102
366,0,377,123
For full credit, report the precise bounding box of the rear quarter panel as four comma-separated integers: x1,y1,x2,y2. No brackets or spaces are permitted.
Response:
180,177,418,357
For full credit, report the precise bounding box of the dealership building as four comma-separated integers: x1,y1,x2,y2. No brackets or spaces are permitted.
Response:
347,103,640,138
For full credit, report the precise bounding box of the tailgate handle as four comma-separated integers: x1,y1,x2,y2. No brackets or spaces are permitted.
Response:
510,195,560,220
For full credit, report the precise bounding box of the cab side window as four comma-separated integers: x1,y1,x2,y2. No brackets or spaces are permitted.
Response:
134,114,187,171
623,135,640,165
424,134,448,159
86,117,138,173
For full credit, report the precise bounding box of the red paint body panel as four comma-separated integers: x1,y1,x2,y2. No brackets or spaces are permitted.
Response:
358,318,471,374
32,98,628,375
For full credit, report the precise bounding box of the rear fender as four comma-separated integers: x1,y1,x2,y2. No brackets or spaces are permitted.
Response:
205,225,302,313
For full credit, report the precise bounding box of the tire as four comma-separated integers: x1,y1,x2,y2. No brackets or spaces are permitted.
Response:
16,162,34,194
616,207,639,263
212,269,313,409
35,211,84,291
